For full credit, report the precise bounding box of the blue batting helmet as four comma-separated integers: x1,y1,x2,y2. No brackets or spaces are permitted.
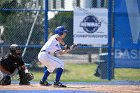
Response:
54,26,68,35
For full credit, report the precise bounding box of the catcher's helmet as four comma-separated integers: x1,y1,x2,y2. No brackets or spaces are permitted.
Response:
54,26,68,35
10,44,21,55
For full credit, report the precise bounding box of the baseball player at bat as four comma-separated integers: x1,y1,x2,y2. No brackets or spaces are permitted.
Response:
0,44,33,85
38,26,71,87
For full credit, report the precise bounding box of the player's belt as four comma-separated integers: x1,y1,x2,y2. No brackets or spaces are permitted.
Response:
41,50,46,52
41,50,50,54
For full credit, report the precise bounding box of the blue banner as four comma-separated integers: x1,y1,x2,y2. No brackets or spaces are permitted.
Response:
114,0,140,68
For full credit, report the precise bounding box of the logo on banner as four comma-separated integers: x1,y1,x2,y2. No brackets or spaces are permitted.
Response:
80,15,101,33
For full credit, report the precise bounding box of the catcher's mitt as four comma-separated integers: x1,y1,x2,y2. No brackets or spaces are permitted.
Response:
18,68,34,82
24,73,34,81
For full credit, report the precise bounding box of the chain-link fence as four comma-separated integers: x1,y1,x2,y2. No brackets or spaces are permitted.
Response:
0,0,44,63
0,0,115,81
0,1,110,63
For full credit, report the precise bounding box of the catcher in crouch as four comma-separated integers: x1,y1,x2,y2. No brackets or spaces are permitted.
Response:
0,44,33,85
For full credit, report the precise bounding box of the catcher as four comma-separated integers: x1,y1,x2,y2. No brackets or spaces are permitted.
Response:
0,44,33,85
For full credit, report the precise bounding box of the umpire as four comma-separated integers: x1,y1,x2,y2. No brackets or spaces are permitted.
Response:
0,44,33,85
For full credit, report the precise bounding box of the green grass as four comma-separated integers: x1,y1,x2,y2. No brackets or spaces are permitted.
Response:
30,63,140,82
115,68,140,80
31,63,102,82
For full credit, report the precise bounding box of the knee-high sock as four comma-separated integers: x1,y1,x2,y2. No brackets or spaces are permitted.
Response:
42,69,50,82
55,68,63,82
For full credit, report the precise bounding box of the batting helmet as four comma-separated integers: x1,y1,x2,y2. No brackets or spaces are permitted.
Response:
10,44,22,56
54,26,68,35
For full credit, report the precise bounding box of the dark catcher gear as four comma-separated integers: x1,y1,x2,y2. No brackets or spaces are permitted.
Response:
10,44,22,56
0,54,34,85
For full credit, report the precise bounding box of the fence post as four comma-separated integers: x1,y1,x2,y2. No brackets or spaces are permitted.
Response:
107,0,113,80
88,52,92,63
44,0,49,72
45,0,48,42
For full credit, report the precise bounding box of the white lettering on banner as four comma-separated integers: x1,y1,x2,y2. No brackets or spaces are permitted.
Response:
115,49,140,59
125,0,140,44
74,34,108,38
80,22,101,27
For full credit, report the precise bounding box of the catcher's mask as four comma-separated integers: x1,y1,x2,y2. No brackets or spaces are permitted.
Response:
10,44,22,56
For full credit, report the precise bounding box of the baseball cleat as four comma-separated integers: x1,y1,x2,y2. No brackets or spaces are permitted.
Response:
40,80,51,86
53,81,67,87
19,81,30,85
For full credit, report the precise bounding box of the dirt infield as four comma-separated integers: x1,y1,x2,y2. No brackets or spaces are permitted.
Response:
0,84,140,93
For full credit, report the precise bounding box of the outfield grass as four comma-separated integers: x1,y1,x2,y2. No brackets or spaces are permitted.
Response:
31,63,140,82
115,68,140,80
